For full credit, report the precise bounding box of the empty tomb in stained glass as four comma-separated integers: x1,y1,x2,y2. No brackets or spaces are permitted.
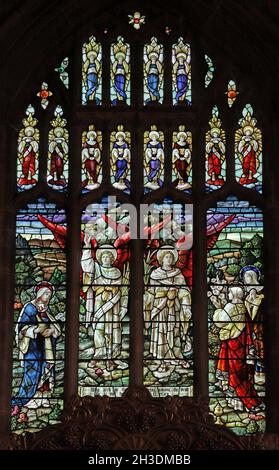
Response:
79,198,131,397
12,200,67,434
207,197,265,435
17,105,39,192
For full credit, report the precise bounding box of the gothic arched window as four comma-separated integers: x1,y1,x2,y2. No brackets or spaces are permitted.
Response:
3,4,275,448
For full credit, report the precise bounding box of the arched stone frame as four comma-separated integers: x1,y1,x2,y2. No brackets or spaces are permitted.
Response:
0,0,279,449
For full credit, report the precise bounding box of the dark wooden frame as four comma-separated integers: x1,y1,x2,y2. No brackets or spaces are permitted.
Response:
0,0,279,450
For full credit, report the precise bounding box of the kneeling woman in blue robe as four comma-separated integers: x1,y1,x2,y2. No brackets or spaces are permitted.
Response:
11,282,61,415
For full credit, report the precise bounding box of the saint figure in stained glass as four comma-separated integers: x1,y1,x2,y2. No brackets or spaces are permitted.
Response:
48,106,68,190
82,36,102,105
145,246,192,373
111,36,130,105
17,105,39,191
172,126,192,191
110,126,131,192
11,282,61,416
143,37,163,105
81,125,102,191
144,126,164,191
172,38,191,105
206,106,226,190
235,104,262,191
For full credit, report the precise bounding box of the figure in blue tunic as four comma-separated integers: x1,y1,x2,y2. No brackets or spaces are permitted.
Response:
111,37,130,105
173,38,191,105
144,37,163,105
111,129,131,191
11,282,61,416
83,44,101,105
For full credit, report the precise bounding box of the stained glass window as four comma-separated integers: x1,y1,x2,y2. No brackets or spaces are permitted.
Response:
172,126,192,192
11,20,267,440
17,105,39,192
143,200,193,397
235,104,262,192
143,37,164,105
226,80,238,107
82,36,102,105
208,198,265,435
55,57,69,89
172,38,191,105
206,106,226,192
111,37,131,106
81,125,102,192
47,106,69,191
205,54,214,88
144,126,164,192
12,200,66,433
79,198,130,397
110,125,131,192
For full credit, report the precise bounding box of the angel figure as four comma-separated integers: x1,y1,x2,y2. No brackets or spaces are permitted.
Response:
235,109,262,187
82,126,102,190
111,36,130,105
172,126,192,190
48,107,68,188
206,108,226,187
144,126,164,190
144,37,163,104
111,126,131,191
18,106,39,188
82,36,102,105
81,233,130,370
36,207,235,373
172,38,191,105
145,245,192,373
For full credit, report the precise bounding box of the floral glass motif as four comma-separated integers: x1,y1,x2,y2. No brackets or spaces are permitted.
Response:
11,200,67,434
172,38,191,105
208,197,265,435
79,198,131,397
143,199,193,397
55,57,69,89
111,36,131,106
226,80,238,107
128,11,145,30
143,37,163,105
144,126,164,192
235,104,262,193
205,55,214,88
82,36,102,105
110,126,131,193
172,126,192,192
81,125,102,193
47,106,69,191
206,106,226,192
17,105,39,192
37,82,52,109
